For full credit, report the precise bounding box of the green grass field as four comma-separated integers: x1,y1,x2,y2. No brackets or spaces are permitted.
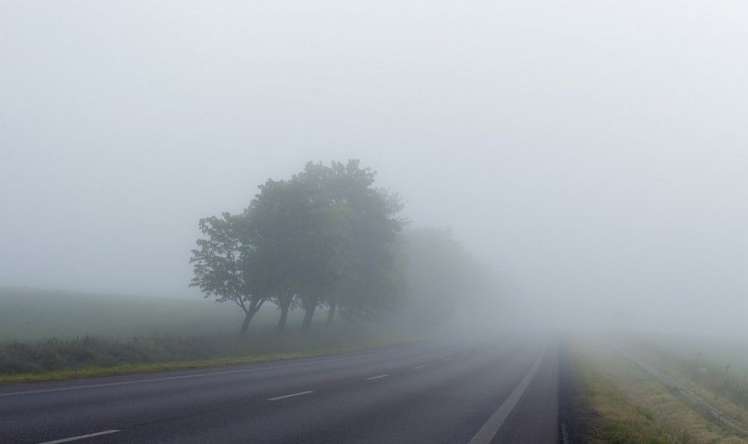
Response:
0,286,280,341
0,287,412,383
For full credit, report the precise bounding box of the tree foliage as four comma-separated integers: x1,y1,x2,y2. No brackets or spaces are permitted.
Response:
190,160,405,334
190,213,268,334
191,160,493,336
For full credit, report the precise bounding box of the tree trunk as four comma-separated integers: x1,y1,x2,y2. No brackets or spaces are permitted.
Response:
302,304,316,330
277,301,290,333
326,302,337,326
239,310,254,335
239,299,263,336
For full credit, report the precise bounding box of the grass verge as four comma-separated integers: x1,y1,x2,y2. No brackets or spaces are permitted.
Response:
0,332,417,385
570,340,748,444
571,346,674,443
0,342,397,384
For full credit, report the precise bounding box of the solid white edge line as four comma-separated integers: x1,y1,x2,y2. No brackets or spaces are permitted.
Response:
267,390,314,401
38,429,120,444
365,374,389,381
468,349,545,444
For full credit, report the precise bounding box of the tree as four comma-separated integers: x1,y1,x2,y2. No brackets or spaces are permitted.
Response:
398,228,474,327
243,179,307,332
276,160,406,327
315,160,405,323
189,213,268,335
289,162,350,329
191,159,406,334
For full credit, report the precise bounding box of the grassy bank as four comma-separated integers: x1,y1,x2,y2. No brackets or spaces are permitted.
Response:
570,340,748,444
629,335,748,413
570,344,675,443
0,331,414,384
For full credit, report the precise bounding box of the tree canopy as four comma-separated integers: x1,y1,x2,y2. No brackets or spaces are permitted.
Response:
191,160,492,335
190,160,405,333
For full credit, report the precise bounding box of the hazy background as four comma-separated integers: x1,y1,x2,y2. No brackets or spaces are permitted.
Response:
2,1,746,334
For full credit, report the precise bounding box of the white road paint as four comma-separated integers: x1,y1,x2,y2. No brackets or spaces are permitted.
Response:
38,429,120,444
365,374,389,381
267,390,314,401
468,350,545,444
413,364,426,370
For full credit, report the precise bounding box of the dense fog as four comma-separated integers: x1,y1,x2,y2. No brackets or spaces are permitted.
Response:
2,1,746,336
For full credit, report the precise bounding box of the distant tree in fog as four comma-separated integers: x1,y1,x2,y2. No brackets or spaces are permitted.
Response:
398,228,477,326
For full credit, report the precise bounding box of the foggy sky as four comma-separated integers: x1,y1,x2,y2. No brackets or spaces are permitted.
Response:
2,1,746,332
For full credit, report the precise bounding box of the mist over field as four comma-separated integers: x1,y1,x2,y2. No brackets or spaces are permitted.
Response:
2,1,747,338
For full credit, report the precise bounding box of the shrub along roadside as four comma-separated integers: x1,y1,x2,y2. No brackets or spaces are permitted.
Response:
0,329,414,384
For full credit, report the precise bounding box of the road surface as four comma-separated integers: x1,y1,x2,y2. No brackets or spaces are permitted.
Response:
0,341,559,443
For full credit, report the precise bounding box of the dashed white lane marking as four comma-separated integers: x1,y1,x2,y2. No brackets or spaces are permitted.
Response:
38,429,121,444
267,390,314,401
413,364,426,370
365,374,389,381
468,350,545,444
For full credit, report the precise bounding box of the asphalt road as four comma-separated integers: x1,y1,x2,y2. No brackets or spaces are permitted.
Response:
0,341,559,444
